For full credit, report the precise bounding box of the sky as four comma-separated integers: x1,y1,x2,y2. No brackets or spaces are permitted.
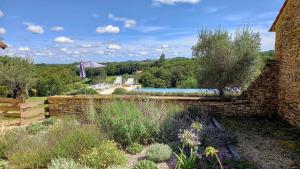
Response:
0,0,284,64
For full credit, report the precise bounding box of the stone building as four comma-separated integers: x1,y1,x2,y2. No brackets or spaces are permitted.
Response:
270,0,300,126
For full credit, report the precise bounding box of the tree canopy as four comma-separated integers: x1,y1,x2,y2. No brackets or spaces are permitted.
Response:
192,27,261,96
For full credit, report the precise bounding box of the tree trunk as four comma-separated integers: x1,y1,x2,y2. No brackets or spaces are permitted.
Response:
219,88,224,97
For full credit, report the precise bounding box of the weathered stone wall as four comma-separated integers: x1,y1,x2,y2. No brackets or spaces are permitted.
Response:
47,61,279,118
273,0,300,126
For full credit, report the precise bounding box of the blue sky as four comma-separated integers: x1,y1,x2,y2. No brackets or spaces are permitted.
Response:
0,0,284,63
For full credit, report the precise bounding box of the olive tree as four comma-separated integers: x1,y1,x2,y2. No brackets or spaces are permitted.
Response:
192,27,261,96
0,56,36,98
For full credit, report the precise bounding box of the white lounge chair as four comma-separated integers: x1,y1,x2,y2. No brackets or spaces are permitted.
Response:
125,78,134,85
113,76,122,85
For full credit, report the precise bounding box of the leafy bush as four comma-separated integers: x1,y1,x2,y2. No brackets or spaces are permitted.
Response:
0,85,10,97
26,122,47,135
48,158,92,169
112,88,127,95
26,117,56,134
4,119,103,169
126,143,143,154
70,87,98,95
0,139,6,159
96,101,160,146
0,160,8,169
108,165,128,169
80,140,127,169
146,143,172,162
133,160,157,169
50,124,101,159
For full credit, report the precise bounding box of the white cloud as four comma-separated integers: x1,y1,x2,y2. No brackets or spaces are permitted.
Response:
54,36,74,43
161,44,169,48
0,27,6,34
60,48,68,52
124,20,137,28
96,25,120,34
51,26,64,31
19,47,30,52
96,50,105,54
139,52,148,55
153,0,201,6
0,10,4,17
107,44,121,50
26,25,44,34
81,44,92,48
108,13,137,28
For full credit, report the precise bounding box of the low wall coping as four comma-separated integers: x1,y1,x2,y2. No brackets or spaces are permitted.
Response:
47,95,233,102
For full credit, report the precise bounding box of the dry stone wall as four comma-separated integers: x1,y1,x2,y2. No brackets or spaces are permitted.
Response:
47,61,279,118
273,0,300,126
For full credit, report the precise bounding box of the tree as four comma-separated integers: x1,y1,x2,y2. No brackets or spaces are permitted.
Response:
0,57,36,98
153,54,166,67
192,27,261,96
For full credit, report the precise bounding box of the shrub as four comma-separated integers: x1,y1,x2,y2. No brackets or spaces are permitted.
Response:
108,165,128,169
96,101,161,146
26,117,56,135
50,124,100,159
48,158,92,169
71,87,98,95
0,160,8,169
80,140,127,169
4,119,103,169
133,160,157,169
126,143,143,154
0,85,10,97
146,143,172,162
26,122,47,135
0,139,6,159
112,88,127,95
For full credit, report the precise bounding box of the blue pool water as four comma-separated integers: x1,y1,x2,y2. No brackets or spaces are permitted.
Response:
133,88,219,94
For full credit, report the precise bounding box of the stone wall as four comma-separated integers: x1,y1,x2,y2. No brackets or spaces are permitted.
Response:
272,0,300,126
47,60,279,118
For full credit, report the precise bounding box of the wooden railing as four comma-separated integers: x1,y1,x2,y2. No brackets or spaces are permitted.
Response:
0,98,25,117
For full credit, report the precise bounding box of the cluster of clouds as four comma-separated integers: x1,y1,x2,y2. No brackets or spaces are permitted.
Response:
152,0,201,6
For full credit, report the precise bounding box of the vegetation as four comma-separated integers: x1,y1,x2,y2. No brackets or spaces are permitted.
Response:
112,88,127,95
96,100,184,146
2,118,103,169
80,140,127,168
146,143,172,162
48,158,92,169
0,56,36,98
132,160,157,169
192,27,261,96
69,87,98,95
126,143,143,154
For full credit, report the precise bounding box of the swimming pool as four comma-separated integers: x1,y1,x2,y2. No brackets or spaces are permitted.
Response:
133,88,219,94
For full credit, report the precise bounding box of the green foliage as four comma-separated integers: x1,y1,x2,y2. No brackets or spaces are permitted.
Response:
133,160,157,169
48,158,92,169
51,124,100,159
0,139,6,159
113,88,127,95
126,143,143,154
70,87,98,95
0,56,36,98
138,57,197,88
177,77,198,89
0,160,8,169
36,66,80,96
3,119,103,169
80,140,127,169
0,85,10,98
192,27,261,95
96,101,183,146
105,61,151,76
26,117,56,135
146,143,172,162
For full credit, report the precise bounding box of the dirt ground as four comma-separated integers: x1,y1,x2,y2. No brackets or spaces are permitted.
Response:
219,116,300,169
